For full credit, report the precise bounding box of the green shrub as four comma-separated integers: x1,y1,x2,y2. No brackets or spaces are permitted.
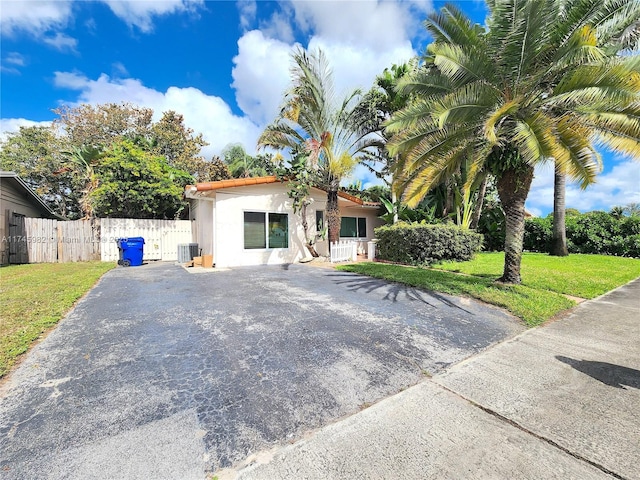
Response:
477,202,505,251
523,216,552,252
375,222,484,266
524,211,640,257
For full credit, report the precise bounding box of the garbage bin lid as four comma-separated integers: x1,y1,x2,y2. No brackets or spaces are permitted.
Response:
117,236,145,243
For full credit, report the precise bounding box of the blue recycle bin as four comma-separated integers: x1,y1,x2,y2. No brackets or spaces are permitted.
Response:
117,237,145,267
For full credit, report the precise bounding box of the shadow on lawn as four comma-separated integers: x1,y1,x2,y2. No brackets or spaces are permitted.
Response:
328,271,474,314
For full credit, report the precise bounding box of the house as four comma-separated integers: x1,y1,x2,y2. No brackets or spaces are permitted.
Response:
1,171,58,264
184,176,384,267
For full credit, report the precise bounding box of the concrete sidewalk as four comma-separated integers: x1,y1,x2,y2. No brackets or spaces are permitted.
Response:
228,278,640,480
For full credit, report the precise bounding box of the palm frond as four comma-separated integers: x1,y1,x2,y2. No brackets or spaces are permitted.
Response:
484,99,521,145
511,112,560,165
555,115,603,188
424,3,484,47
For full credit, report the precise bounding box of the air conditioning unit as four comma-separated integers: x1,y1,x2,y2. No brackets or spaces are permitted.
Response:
177,243,199,263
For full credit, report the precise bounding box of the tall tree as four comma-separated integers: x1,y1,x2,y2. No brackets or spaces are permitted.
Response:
0,125,79,218
53,103,153,149
257,47,377,244
150,110,209,174
551,0,639,256
222,144,273,178
90,140,192,219
387,0,640,283
190,156,231,182
357,62,416,223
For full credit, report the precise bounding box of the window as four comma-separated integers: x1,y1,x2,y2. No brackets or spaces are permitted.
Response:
268,213,288,248
316,210,324,231
340,217,367,238
244,212,288,249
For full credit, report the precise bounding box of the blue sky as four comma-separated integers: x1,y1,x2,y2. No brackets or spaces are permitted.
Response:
1,0,638,216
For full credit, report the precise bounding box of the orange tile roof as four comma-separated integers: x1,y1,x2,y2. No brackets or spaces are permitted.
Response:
187,176,380,207
190,175,279,192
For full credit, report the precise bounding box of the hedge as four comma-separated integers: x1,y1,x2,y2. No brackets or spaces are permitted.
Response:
375,222,484,266
524,212,640,257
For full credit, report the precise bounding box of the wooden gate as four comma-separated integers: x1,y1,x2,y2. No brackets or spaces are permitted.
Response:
8,212,28,264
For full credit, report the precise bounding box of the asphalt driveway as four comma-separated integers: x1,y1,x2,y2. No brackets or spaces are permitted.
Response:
0,262,525,478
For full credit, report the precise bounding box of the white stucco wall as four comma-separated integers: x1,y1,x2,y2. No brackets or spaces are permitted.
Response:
189,183,383,267
213,183,326,267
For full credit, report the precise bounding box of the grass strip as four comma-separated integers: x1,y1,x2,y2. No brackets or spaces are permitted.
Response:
337,262,575,327
0,262,114,378
434,252,640,299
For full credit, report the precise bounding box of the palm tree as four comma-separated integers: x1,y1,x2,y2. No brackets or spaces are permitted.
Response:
258,47,377,244
61,145,103,219
387,0,640,284
354,62,417,223
551,0,640,256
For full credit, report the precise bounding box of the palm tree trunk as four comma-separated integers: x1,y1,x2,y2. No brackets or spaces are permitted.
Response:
496,165,535,284
551,163,569,256
470,173,488,230
326,185,341,247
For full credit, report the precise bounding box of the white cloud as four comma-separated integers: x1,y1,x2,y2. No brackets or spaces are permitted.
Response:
0,0,203,43
231,30,297,126
307,36,415,98
259,10,295,44
1,52,27,75
526,160,640,215
101,0,204,32
237,0,257,30
0,0,73,37
0,118,52,142
43,32,78,52
4,52,26,66
231,1,418,128
290,0,428,50
111,62,130,77
51,71,261,158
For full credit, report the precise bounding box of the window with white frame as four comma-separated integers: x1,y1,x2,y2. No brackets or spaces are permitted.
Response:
244,212,288,249
340,216,367,238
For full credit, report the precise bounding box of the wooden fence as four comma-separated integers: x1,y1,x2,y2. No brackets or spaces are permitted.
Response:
14,218,191,264
100,218,192,262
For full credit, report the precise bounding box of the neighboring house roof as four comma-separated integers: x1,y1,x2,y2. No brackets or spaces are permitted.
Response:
0,171,59,218
186,176,380,208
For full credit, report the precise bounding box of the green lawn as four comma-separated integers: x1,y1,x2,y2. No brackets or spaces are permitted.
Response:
0,262,114,378
337,253,640,327
434,252,640,299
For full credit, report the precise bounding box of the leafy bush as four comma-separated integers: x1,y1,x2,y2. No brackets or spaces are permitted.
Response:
523,216,552,252
375,222,484,266
476,201,505,251
524,211,640,257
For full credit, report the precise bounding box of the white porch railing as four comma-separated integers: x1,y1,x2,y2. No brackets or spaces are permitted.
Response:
330,241,357,263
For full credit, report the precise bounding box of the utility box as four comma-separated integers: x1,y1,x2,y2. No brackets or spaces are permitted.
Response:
178,243,199,263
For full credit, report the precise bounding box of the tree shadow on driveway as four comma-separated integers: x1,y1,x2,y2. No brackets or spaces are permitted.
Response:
327,272,474,315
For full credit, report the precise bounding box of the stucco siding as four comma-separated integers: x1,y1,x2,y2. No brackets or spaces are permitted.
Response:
189,182,384,267
212,183,313,267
